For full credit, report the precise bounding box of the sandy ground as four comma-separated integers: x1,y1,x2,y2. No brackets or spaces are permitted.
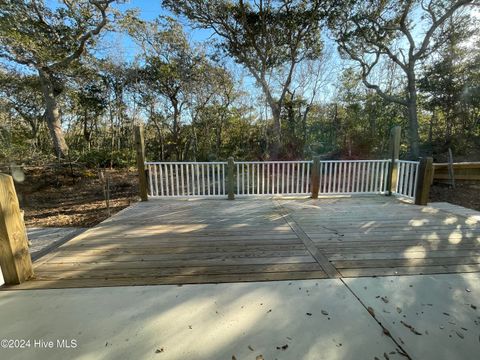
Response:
27,227,86,261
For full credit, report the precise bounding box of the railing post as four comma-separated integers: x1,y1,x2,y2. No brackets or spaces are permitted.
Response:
134,124,148,201
227,157,235,200
311,156,320,199
0,173,34,285
414,157,433,205
386,126,401,195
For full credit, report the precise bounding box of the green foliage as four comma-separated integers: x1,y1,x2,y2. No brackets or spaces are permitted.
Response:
0,1,478,167
77,148,135,168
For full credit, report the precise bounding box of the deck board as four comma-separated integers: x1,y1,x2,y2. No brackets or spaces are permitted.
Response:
3,196,480,290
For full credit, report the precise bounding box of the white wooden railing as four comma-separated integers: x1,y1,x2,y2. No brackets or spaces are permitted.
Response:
235,161,312,196
145,162,227,197
319,160,390,195
394,160,420,199
145,159,418,199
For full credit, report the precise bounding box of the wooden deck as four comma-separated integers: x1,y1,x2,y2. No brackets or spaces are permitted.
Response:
5,196,480,290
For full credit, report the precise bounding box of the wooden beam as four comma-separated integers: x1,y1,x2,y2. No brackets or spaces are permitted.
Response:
134,124,148,201
415,157,434,206
0,173,34,285
386,126,401,195
310,156,320,199
227,157,235,200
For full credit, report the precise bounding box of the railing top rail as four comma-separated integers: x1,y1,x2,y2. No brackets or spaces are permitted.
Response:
320,159,390,163
145,161,227,165
396,160,420,164
234,160,312,164
147,159,393,165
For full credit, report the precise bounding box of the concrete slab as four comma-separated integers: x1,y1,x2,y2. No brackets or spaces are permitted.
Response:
0,279,402,360
344,273,480,360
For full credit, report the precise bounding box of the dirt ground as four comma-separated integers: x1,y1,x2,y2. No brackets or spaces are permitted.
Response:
429,182,480,211
14,166,139,227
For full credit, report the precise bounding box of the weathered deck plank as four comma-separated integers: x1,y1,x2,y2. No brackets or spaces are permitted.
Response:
2,196,479,290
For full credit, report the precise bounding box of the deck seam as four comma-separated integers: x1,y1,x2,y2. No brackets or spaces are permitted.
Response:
273,200,341,279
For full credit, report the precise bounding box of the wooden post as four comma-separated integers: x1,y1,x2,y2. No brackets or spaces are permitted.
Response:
448,148,455,188
227,157,235,200
415,157,434,206
134,124,148,201
386,126,401,195
310,156,320,199
0,173,34,285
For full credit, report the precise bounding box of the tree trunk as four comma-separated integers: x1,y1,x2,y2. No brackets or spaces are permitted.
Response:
270,104,281,159
428,109,435,145
38,70,69,158
406,71,420,158
171,99,181,161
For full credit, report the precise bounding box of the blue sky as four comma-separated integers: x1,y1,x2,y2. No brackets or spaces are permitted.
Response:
97,0,215,62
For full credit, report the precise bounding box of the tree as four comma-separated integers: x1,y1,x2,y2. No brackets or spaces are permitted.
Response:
0,0,117,158
329,0,476,157
418,13,480,152
125,17,203,160
163,0,331,158
0,69,44,147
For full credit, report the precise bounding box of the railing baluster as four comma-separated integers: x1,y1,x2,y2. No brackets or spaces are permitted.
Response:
409,163,415,197
185,164,190,195
346,162,351,193
256,163,259,195
300,163,305,193
241,163,244,194
159,164,164,196
247,163,250,195
266,163,270,194
221,163,225,195
206,164,210,195
236,163,239,195
280,163,283,194
262,163,265,194
154,164,159,196
164,164,169,196
275,163,278,194
332,162,337,193
364,162,370,193
180,164,184,196
305,162,310,194
174,164,178,196
398,162,404,194
412,163,419,199
325,162,330,193
285,163,289,194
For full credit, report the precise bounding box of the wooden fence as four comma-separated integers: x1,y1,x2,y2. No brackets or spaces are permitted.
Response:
433,162,480,182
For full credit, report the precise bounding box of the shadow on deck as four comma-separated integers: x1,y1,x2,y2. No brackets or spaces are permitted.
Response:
4,196,480,290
